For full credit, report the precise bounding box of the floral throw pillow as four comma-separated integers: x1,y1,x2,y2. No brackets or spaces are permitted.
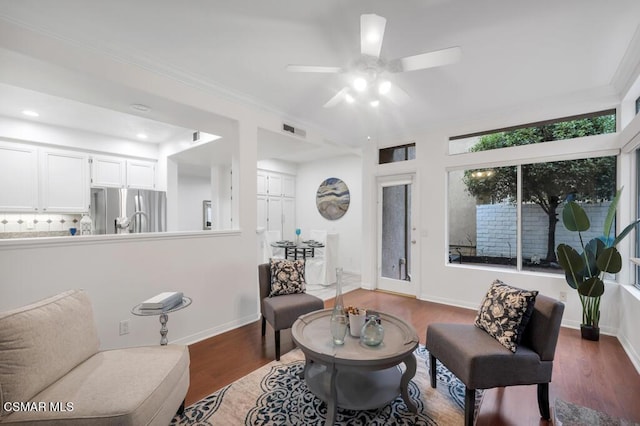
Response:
269,259,306,297
474,280,538,352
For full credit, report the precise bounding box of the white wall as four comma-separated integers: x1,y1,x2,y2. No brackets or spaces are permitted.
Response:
0,232,255,350
295,154,362,274
364,110,624,327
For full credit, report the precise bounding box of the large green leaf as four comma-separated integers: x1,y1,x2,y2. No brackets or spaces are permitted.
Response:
583,238,605,278
556,243,585,287
562,201,590,232
603,188,622,240
564,271,580,289
596,246,622,274
612,218,640,247
578,277,605,298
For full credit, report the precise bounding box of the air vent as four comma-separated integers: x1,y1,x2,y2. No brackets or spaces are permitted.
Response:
192,131,200,142
282,123,306,138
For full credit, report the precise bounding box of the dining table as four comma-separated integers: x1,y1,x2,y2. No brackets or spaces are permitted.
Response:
270,239,324,260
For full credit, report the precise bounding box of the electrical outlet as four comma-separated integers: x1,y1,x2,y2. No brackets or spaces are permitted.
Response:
559,291,567,302
119,319,130,335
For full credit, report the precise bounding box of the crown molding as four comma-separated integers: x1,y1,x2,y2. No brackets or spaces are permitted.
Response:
612,23,640,98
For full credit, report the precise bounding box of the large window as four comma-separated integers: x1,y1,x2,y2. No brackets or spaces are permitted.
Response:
449,110,615,154
448,112,617,271
636,149,640,289
449,157,617,272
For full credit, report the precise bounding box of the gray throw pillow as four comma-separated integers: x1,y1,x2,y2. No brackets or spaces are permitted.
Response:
474,279,538,352
269,258,306,297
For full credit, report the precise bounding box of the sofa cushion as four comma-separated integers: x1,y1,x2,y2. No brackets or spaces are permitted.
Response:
269,258,306,297
1,345,190,425
474,280,538,352
0,290,100,416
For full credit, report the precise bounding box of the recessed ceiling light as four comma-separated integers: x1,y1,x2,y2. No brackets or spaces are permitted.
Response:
136,133,148,140
378,81,391,95
353,77,367,92
22,110,39,117
130,104,151,112
345,94,355,103
370,100,380,107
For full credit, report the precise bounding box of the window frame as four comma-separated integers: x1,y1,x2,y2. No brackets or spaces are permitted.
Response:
448,155,617,274
449,109,616,155
378,143,416,164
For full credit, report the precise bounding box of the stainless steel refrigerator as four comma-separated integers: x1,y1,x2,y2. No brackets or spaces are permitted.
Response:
90,187,167,234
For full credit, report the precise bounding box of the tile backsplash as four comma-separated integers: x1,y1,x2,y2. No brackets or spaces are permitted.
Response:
0,213,82,237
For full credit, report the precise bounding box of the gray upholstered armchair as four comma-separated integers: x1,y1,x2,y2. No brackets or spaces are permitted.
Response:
259,263,324,360
426,293,564,426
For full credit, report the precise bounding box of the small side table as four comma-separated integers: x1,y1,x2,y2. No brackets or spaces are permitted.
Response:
131,297,192,345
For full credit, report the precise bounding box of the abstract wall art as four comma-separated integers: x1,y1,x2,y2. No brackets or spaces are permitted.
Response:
316,177,350,220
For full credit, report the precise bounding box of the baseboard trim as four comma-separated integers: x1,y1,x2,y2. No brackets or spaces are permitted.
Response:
618,332,640,375
172,313,260,345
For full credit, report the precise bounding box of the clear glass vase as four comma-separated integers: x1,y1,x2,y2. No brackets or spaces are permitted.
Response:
361,315,384,346
330,267,347,345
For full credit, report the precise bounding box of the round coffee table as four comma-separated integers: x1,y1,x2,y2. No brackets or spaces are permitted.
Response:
291,309,419,424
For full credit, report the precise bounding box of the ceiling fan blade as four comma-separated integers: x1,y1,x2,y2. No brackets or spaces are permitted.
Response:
361,14,386,58
323,87,349,108
391,46,462,72
384,82,410,105
286,65,343,73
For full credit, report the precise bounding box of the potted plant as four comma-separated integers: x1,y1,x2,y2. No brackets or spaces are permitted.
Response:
556,188,640,341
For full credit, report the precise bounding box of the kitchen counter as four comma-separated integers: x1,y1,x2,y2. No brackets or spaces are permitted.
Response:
0,231,71,239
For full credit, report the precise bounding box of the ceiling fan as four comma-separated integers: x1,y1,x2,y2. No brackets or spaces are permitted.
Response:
286,14,461,108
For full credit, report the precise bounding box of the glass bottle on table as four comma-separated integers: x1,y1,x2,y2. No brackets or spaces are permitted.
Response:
361,314,385,346
330,267,347,345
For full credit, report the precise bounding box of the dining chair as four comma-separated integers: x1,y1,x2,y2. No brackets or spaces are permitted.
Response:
305,230,328,285
258,262,324,360
265,229,285,259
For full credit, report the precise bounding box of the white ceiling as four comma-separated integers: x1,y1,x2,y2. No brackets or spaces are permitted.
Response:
0,1,639,149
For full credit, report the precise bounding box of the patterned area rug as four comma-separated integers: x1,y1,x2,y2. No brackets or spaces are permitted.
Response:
172,346,482,425
555,399,640,426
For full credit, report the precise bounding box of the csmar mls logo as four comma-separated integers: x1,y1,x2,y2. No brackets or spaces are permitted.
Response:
3,402,74,412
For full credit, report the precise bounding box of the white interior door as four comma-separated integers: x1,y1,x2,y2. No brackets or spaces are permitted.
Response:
377,175,418,296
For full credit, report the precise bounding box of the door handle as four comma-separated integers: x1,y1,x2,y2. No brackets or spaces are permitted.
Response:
411,240,416,244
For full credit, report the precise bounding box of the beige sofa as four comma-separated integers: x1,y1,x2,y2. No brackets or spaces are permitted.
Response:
0,289,190,425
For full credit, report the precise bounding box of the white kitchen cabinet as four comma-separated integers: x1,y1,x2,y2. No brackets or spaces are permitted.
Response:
267,196,283,233
257,195,268,230
0,142,39,212
40,148,89,213
282,175,295,198
91,156,156,189
91,156,126,188
267,173,282,197
281,197,296,240
257,172,268,196
256,170,296,240
126,159,156,189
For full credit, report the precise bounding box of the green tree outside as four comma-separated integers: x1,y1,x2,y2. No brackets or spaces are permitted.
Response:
463,114,616,263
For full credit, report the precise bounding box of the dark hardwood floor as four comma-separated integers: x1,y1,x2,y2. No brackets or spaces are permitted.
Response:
186,289,640,425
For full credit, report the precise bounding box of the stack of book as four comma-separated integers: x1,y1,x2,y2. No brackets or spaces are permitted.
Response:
140,292,184,311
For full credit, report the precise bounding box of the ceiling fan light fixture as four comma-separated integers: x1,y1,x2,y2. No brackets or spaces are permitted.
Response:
345,93,355,103
378,80,391,95
353,77,367,92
